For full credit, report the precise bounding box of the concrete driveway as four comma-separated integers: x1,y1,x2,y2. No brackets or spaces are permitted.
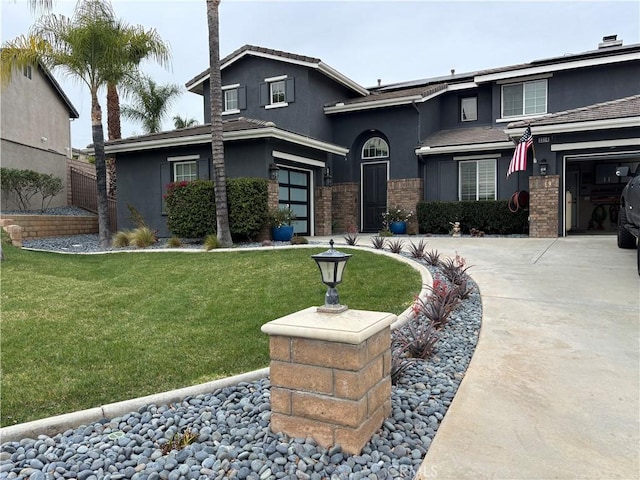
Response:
403,235,640,480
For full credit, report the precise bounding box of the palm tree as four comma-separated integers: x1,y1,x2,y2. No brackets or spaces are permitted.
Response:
120,74,182,134
173,115,199,129
206,0,232,247
2,0,130,247
104,25,171,140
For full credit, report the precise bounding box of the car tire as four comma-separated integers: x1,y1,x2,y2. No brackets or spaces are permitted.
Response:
618,207,637,249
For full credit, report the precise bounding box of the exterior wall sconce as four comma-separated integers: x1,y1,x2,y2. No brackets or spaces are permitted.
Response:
539,159,548,176
324,166,333,187
269,163,279,181
311,239,351,313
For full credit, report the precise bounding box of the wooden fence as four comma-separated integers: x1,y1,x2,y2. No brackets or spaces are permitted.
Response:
69,167,117,232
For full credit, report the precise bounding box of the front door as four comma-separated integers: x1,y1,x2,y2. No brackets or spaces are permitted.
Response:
362,162,387,232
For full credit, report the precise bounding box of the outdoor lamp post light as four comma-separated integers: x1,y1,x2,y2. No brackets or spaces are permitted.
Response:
311,239,351,313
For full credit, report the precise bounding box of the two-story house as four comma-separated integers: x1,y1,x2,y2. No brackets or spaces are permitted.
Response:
0,60,79,209
105,36,640,238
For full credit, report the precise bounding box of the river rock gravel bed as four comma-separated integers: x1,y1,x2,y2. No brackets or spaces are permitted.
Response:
1,250,481,480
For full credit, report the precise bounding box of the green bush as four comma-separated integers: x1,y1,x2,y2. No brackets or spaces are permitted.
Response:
227,178,268,241
417,200,528,235
165,180,217,238
0,167,63,211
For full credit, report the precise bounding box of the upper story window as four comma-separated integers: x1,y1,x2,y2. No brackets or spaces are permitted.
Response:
173,161,197,182
459,159,496,201
222,84,245,115
23,65,32,79
461,97,477,122
260,75,294,109
362,137,389,159
502,79,547,118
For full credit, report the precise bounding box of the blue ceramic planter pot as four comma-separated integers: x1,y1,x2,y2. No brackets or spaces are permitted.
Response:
272,225,294,242
389,221,407,235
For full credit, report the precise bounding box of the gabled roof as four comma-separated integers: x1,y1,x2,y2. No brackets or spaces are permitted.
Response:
185,44,368,97
103,116,349,156
39,64,79,119
415,126,513,156
325,83,448,114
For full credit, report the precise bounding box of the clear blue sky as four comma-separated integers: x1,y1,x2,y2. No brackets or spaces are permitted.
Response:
2,0,639,149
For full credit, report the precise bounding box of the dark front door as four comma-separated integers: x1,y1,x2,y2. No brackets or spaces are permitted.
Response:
362,163,387,232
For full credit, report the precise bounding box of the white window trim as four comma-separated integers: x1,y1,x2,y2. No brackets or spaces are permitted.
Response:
222,83,240,90
500,79,548,119
265,102,288,110
458,159,497,201
222,109,241,116
264,74,287,83
273,150,324,167
460,97,477,122
223,86,240,114
173,160,198,182
362,137,390,159
167,155,200,162
268,79,287,107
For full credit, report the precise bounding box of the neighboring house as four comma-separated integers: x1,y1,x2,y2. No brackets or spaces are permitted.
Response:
106,36,640,238
0,60,79,210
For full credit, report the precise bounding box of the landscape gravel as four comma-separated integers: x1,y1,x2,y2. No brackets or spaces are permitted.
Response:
1,230,482,480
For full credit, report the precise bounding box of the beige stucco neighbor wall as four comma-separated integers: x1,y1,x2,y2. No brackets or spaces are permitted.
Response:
0,65,73,210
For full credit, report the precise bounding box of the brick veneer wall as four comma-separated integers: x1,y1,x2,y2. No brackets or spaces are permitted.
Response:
529,175,559,238
314,186,332,236
256,180,280,242
387,178,423,234
332,183,359,233
0,214,98,242
268,328,392,454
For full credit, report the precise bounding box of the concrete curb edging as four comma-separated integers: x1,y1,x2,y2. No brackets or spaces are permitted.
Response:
0,368,269,444
2,242,431,444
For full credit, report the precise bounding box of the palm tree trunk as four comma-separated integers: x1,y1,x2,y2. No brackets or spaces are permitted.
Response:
91,89,111,248
207,0,232,247
106,82,121,140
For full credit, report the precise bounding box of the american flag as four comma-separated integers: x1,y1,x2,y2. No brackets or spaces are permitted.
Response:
507,127,533,177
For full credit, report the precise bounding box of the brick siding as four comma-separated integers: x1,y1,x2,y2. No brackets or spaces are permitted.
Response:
314,186,332,236
332,183,359,233
529,175,559,238
387,178,423,234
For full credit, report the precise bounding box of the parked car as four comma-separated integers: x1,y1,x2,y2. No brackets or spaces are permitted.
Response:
616,166,640,275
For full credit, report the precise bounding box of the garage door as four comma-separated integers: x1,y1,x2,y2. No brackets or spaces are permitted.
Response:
279,168,310,235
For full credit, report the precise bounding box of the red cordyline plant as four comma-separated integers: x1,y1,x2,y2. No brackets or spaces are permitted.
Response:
413,280,461,330
440,252,472,286
393,318,439,360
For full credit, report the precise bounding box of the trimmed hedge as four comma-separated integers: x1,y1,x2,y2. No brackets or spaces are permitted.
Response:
227,177,268,242
165,180,217,238
164,177,269,240
417,200,529,235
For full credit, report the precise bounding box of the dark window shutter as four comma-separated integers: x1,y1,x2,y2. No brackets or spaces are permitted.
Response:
238,85,247,110
197,158,210,180
286,77,295,103
160,162,171,213
259,82,268,106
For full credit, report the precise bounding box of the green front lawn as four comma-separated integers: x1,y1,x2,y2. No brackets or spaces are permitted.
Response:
0,244,419,426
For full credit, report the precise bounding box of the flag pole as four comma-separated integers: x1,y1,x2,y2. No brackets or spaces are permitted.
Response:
529,124,537,164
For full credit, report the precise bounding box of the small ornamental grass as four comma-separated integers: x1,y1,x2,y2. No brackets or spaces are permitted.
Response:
371,236,386,250
343,225,359,246
440,252,472,286
167,236,182,248
129,227,157,248
290,235,309,245
424,249,441,266
407,239,428,259
203,234,221,251
393,318,439,359
387,239,404,254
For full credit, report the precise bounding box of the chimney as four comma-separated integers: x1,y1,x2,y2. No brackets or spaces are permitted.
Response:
598,34,623,49
451,69,455,76
377,79,381,87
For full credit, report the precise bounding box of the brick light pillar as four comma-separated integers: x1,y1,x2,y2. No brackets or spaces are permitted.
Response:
261,307,395,454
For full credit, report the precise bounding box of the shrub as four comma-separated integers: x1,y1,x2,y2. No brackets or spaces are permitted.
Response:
127,204,148,229
393,318,439,359
227,178,268,241
413,279,460,329
165,180,216,238
112,230,131,248
424,249,441,266
203,234,221,251
387,239,404,254
0,168,63,211
343,225,358,246
378,229,393,237
167,236,182,248
371,236,386,250
268,207,296,227
290,235,308,245
129,227,157,248
417,200,528,235
407,239,427,259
